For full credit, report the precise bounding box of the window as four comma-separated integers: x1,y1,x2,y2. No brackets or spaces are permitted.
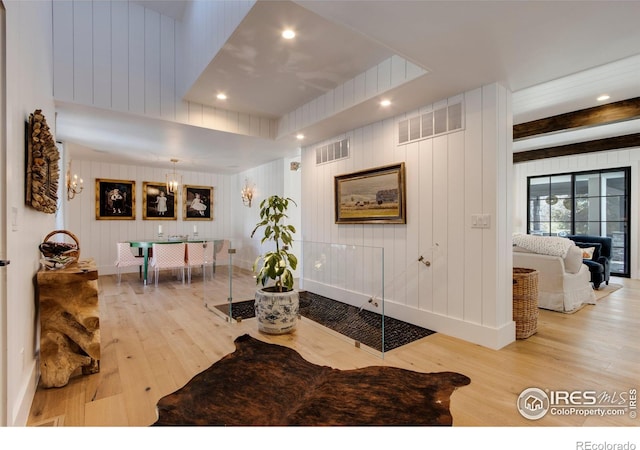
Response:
527,168,630,277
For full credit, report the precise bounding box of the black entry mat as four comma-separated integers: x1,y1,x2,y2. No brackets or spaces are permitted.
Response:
215,291,435,352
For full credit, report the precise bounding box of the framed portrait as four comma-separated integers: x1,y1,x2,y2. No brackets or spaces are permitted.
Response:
95,178,136,220
142,182,177,220
334,162,406,224
183,185,213,221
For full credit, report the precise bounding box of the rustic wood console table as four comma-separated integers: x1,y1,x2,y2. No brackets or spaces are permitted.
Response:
36,258,100,388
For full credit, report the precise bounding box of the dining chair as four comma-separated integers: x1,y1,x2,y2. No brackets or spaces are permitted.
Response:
186,241,216,283
149,242,187,287
114,242,144,284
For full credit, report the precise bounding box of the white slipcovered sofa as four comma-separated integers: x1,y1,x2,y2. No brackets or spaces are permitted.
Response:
513,235,596,313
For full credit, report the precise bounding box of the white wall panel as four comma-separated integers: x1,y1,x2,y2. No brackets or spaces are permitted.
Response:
128,1,145,114
111,0,129,111
390,55,407,86
404,140,420,310
432,134,449,315
178,0,253,98
353,72,366,105
73,1,93,104
238,113,250,136
365,66,378,98
324,88,336,118
481,84,499,328
418,137,434,312
52,0,74,101
377,58,391,93
160,16,176,120
447,130,465,319
463,88,484,324
188,101,203,127
5,0,57,426
300,84,514,349
277,56,426,139
144,9,161,116
92,1,111,108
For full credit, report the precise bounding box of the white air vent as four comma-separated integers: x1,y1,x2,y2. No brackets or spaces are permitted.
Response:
397,102,464,145
315,138,350,165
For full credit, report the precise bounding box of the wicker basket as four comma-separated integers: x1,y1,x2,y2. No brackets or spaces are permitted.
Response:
39,230,81,260
512,267,538,339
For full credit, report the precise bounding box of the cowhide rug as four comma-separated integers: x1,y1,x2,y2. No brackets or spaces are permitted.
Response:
153,334,470,426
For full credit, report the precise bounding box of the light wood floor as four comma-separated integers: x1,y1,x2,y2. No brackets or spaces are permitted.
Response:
27,267,639,427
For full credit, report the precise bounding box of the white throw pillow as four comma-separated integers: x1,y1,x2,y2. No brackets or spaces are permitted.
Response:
564,245,584,274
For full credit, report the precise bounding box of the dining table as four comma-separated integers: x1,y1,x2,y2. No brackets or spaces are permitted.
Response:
127,237,219,285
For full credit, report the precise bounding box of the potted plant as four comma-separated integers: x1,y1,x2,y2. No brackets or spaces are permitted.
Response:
251,195,299,334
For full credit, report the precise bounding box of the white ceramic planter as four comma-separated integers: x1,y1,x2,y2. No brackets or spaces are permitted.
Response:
254,288,299,334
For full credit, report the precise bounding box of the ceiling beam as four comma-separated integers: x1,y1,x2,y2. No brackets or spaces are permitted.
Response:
513,97,640,140
513,133,640,163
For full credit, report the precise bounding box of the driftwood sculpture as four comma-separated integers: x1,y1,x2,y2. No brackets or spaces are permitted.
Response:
26,109,60,214
36,259,100,388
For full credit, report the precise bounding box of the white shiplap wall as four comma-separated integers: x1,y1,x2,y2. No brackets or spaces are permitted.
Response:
4,0,57,427
300,83,515,350
277,55,427,139
513,148,640,279
64,158,236,275
52,0,274,139
177,0,254,99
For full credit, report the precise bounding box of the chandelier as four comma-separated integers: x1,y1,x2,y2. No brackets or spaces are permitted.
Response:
166,159,182,194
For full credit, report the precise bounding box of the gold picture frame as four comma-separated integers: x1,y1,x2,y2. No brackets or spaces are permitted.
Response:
142,182,177,220
334,162,406,224
183,185,213,221
95,178,136,220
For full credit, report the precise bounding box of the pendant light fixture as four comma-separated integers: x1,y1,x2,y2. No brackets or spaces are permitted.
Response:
166,159,182,194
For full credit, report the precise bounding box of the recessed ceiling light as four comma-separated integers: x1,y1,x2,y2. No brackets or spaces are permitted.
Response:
296,134,304,140
380,99,391,107
597,94,610,102
282,29,295,39
217,93,227,100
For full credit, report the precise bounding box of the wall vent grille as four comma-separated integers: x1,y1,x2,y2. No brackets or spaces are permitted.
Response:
397,102,464,145
315,138,350,165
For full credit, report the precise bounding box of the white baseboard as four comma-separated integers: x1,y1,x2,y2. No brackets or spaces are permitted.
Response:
301,279,515,350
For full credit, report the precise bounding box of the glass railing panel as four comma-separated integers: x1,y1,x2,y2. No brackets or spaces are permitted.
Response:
299,240,385,357
200,237,257,323
199,238,386,358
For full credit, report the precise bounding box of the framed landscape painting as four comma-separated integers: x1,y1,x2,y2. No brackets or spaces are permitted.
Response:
95,178,136,220
183,185,213,221
334,163,406,224
142,182,177,220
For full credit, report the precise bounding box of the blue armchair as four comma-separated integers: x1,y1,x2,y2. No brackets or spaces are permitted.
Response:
566,235,612,289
